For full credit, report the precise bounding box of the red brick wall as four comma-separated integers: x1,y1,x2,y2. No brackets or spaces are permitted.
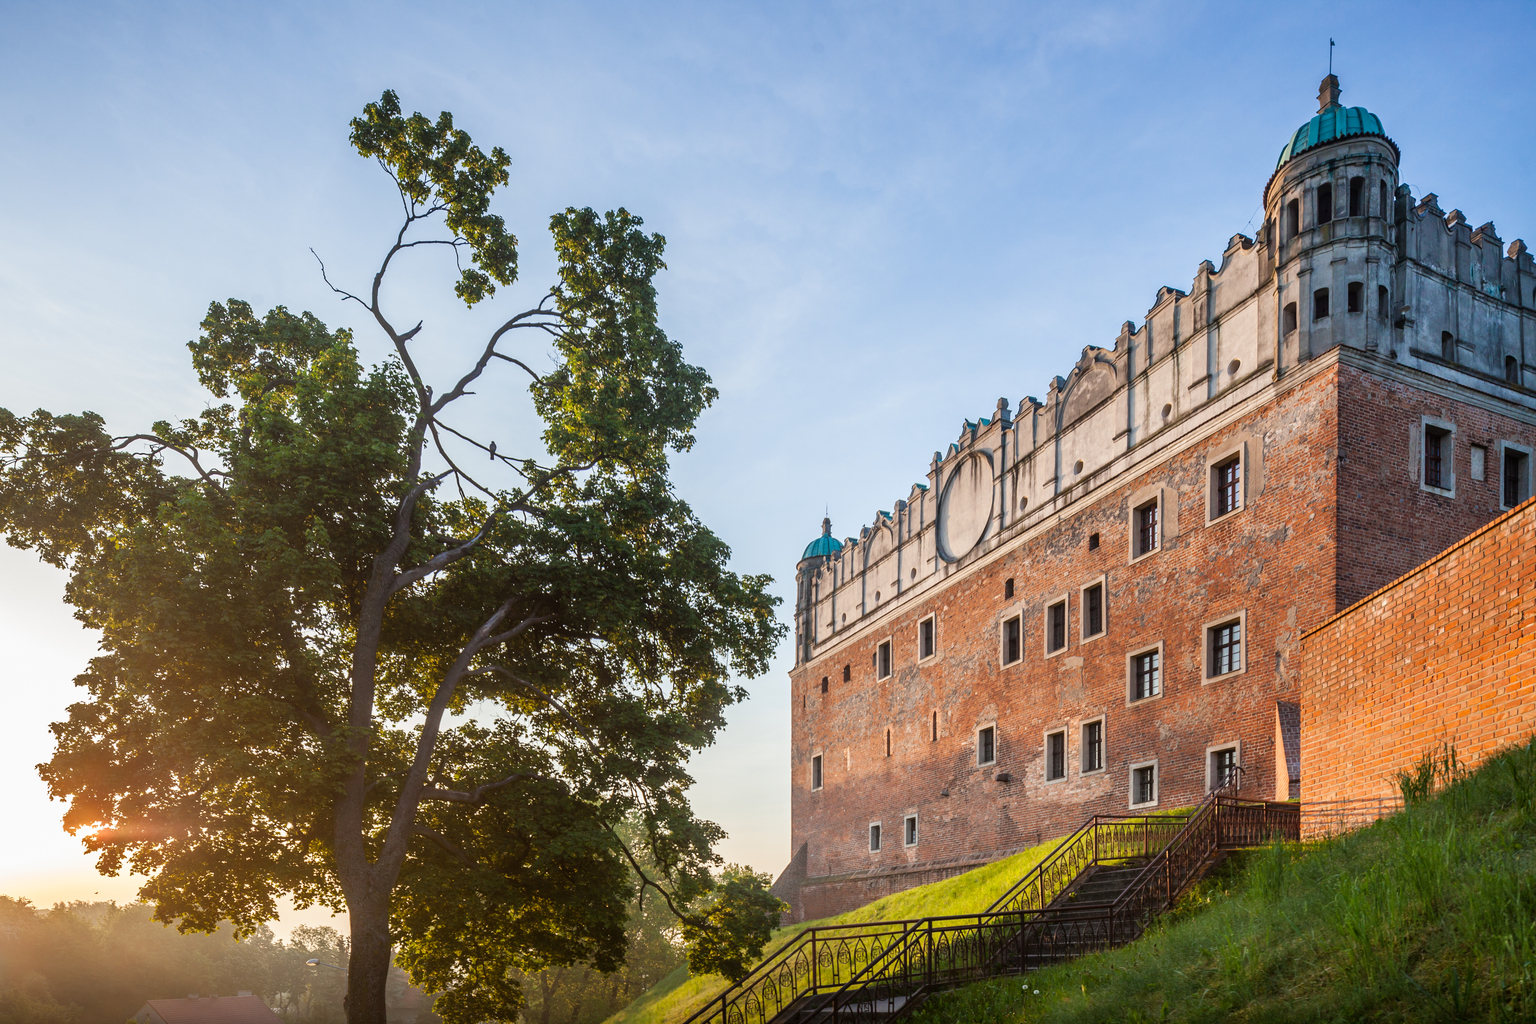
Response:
1301,497,1536,816
785,364,1346,920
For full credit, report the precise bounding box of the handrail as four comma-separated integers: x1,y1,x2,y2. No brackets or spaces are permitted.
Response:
984,812,1188,915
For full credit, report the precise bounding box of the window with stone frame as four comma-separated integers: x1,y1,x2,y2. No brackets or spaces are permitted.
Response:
904,814,918,847
875,639,892,680
869,823,881,852
811,754,823,791
1045,730,1066,782
1045,599,1067,654
1130,761,1158,807
1001,614,1022,666
1081,719,1104,773
1207,618,1243,678
1424,424,1451,490
1211,455,1242,518
977,725,996,766
1209,746,1240,791
1082,581,1105,639
1134,498,1159,557
1130,647,1161,702
918,615,936,660
1504,445,1531,509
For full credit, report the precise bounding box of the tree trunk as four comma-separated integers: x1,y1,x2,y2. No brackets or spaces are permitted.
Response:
347,904,395,1024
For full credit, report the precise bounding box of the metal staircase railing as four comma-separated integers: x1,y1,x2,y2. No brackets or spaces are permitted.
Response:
680,778,1298,1024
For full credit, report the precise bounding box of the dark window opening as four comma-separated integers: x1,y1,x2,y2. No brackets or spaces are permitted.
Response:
1209,620,1242,677
869,823,881,851
1088,531,1100,550
1506,356,1521,386
1349,176,1364,217
1211,748,1239,791
885,729,891,757
904,815,917,846
876,640,892,680
1133,764,1156,805
1135,500,1159,556
1313,287,1330,321
1001,615,1022,666
1132,649,1161,701
1084,583,1104,638
820,676,828,694
1505,447,1530,507
978,726,995,766
1082,721,1103,773
1380,181,1390,222
1284,199,1300,240
1378,285,1390,319
1441,331,1456,362
1317,182,1333,225
843,664,851,683
931,710,938,742
1425,425,1450,490
919,617,935,659
1212,456,1242,517
1046,731,1065,781
1004,577,1014,600
811,755,823,790
1347,281,1364,312
1046,601,1067,653
1283,302,1298,335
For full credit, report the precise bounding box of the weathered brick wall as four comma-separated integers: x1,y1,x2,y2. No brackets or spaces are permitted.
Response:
784,364,1345,921
1301,496,1536,820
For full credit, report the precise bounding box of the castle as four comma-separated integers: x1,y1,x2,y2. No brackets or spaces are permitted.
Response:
776,76,1536,922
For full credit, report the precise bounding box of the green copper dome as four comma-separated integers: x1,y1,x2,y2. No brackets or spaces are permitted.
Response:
802,517,842,560
1275,76,1385,170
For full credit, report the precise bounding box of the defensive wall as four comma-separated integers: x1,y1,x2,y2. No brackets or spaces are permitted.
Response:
1301,495,1536,835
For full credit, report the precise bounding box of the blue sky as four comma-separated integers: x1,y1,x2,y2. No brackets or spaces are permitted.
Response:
3,0,1534,936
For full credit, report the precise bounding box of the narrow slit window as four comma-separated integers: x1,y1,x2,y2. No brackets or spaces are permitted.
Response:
1379,181,1390,222
820,676,828,694
1001,615,1022,666
1347,281,1363,312
1349,176,1364,217
1378,285,1389,319
1131,649,1161,701
1046,600,1067,653
1082,720,1103,773
1313,287,1330,321
885,728,891,758
811,754,823,791
1317,182,1333,225
1045,731,1066,781
931,710,938,742
978,726,996,766
1083,583,1105,638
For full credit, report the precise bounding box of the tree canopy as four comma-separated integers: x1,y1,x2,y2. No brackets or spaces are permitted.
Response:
0,89,784,1023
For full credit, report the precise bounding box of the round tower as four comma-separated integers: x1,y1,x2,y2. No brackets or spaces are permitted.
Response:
794,518,841,665
1263,75,1400,361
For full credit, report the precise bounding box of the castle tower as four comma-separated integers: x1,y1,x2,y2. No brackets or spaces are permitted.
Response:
794,518,842,665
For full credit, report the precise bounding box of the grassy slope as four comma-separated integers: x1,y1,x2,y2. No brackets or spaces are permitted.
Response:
604,839,1062,1024
911,737,1536,1024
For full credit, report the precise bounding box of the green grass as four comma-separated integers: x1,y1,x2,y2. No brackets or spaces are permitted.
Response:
909,737,1536,1024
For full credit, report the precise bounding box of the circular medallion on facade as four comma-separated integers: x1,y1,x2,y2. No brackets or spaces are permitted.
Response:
937,451,994,561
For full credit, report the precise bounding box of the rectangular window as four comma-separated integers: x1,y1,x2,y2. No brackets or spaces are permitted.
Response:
1131,762,1158,807
1347,281,1363,312
1317,182,1333,225
1208,619,1243,678
1001,615,1022,666
978,726,996,766
1212,456,1242,518
876,640,892,680
811,754,823,791
1134,499,1159,556
1424,425,1450,490
1504,446,1531,508
1471,444,1487,482
869,823,881,852
1081,720,1103,773
1083,582,1104,638
1285,199,1299,239
1210,747,1239,791
931,710,938,742
1088,532,1100,551
885,729,891,757
1441,331,1457,362
1131,649,1161,701
1313,287,1330,320
904,814,918,847
1349,176,1364,217
1046,600,1067,654
1378,285,1389,319
919,616,935,660
1045,730,1066,781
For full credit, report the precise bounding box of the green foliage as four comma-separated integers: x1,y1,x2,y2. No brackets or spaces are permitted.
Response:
906,734,1536,1024
679,867,786,984
0,90,784,1024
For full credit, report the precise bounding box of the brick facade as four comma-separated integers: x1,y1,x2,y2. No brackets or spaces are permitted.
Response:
1301,496,1536,823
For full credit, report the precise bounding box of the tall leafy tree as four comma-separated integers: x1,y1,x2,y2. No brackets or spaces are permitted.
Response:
0,91,784,1023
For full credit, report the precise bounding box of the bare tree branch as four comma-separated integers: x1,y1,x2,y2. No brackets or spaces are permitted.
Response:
389,513,499,595
421,770,546,804
110,434,228,490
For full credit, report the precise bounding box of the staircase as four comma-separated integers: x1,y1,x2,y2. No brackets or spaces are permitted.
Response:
680,784,1297,1024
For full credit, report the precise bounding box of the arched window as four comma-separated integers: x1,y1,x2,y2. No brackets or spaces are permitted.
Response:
1507,356,1521,385
1317,183,1334,225
1347,281,1364,312
1378,285,1390,319
1285,199,1300,240
1313,288,1330,321
1349,177,1365,217
1441,331,1456,362
1380,181,1390,223
1283,302,1298,335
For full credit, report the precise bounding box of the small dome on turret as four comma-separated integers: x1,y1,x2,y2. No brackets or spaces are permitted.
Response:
801,517,842,561
1275,75,1387,170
